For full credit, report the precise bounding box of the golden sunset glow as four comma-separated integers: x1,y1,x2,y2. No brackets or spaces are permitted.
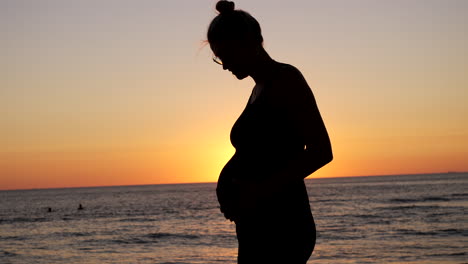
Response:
2,1,467,190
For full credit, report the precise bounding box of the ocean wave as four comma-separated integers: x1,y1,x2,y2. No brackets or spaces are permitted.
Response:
80,232,201,246
0,235,28,241
422,196,451,202
77,247,94,251
159,262,192,264
0,217,49,224
52,231,95,237
1,250,19,257
451,192,468,197
395,228,467,237
378,205,441,211
377,204,465,212
145,232,199,240
450,193,468,200
342,213,380,219
426,252,466,257
389,196,451,203
312,198,349,203
81,237,151,246
118,218,158,223
111,237,153,245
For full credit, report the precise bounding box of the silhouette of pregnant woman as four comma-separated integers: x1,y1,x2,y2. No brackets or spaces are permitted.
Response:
207,1,333,263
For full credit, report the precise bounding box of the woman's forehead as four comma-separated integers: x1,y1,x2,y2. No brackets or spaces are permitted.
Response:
210,40,242,55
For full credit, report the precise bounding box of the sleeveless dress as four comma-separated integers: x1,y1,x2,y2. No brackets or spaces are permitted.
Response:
217,64,316,264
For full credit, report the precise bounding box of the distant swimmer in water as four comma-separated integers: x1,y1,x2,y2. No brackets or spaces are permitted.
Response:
48,207,52,212
78,204,84,210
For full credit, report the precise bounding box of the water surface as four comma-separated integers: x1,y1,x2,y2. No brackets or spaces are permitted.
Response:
1,173,467,263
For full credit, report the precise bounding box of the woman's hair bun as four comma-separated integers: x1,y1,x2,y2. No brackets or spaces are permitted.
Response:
216,0,235,14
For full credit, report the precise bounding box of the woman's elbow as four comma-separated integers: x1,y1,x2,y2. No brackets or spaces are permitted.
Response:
317,148,332,167
305,142,333,165
315,134,333,165
324,151,333,165
302,149,333,178
305,146,333,168
319,142,333,166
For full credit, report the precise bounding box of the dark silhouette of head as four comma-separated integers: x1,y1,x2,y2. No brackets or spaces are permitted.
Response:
207,1,265,80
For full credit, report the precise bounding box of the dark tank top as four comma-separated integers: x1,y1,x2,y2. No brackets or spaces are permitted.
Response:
230,86,303,180
218,64,313,221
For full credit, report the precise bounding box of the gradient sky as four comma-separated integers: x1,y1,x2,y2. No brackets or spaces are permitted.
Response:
2,0,467,190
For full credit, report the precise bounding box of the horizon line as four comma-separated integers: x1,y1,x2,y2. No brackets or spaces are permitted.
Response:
1,171,466,192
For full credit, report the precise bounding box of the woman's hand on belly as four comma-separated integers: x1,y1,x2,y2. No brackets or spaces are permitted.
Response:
216,174,241,221
217,177,262,222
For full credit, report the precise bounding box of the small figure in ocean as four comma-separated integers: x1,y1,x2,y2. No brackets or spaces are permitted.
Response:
78,204,84,210
47,207,52,212
207,1,333,263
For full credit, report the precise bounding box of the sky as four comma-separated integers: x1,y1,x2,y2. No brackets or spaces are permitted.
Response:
1,0,467,190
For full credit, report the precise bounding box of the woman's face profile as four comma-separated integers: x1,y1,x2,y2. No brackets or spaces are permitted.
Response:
211,41,252,80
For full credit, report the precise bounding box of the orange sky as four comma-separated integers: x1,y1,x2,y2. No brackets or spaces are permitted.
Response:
2,0,468,190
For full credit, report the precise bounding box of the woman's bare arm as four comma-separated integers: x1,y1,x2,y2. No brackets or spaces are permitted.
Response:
275,65,333,180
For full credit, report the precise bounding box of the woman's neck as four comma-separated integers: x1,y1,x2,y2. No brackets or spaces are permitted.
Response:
249,48,278,85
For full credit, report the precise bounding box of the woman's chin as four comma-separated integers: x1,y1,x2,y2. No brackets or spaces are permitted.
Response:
233,72,249,80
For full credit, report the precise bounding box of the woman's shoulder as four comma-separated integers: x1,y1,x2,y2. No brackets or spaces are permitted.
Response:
275,63,304,80
267,62,311,104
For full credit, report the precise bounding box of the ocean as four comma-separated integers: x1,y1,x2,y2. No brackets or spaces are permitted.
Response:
1,173,467,263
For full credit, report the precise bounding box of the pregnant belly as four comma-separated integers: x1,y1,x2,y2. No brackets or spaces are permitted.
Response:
216,153,310,221
216,155,241,220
